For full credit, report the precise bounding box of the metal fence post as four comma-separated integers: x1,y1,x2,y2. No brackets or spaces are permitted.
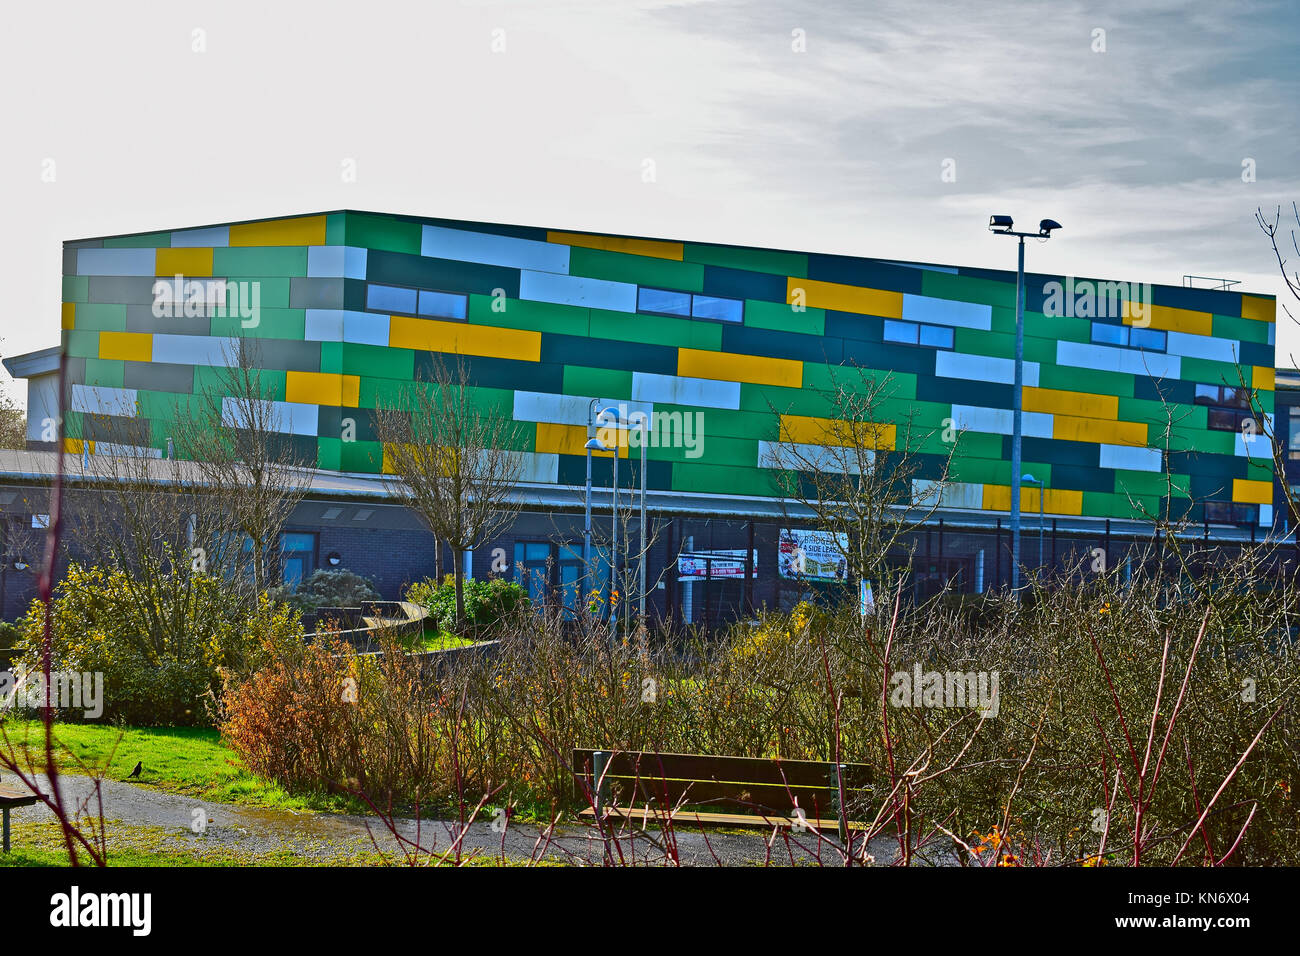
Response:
592,751,609,817
828,763,848,846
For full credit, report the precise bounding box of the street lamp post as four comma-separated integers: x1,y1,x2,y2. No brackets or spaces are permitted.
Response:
988,215,1061,592
1022,473,1045,577
591,405,624,635
636,415,648,627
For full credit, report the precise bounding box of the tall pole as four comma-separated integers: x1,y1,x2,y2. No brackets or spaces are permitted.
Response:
611,444,619,635
584,399,599,583
638,420,647,625
1010,236,1025,592
1039,486,1045,572
583,446,593,569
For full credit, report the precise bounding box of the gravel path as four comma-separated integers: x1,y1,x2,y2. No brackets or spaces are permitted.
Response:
7,773,930,866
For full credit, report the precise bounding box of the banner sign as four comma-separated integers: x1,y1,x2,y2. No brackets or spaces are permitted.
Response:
779,529,849,582
677,549,756,581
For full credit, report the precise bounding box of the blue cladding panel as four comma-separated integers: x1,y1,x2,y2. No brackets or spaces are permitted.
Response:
519,270,637,313
701,265,787,302
421,225,571,274
77,248,155,276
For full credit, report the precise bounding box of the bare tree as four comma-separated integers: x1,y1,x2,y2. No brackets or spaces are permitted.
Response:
768,366,956,595
1253,204,1300,527
0,385,25,449
1256,203,1300,328
373,358,525,629
65,418,248,654
173,339,312,596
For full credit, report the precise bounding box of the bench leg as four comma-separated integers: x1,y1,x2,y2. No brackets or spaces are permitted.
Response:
2,808,9,853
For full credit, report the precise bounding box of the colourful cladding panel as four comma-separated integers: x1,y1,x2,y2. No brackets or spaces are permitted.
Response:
99,331,152,362
547,231,683,261
779,414,895,449
155,248,213,277
1240,295,1275,322
1052,415,1146,446
535,422,628,458
1123,303,1212,337
788,277,903,318
982,484,1084,516
1023,386,1117,420
388,315,542,361
677,348,802,388
229,215,327,247
285,372,361,407
1232,478,1272,504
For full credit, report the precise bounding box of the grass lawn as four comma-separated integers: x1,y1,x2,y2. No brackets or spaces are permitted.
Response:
0,719,350,812
400,626,478,652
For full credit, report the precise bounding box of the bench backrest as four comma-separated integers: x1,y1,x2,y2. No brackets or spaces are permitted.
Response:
572,749,873,818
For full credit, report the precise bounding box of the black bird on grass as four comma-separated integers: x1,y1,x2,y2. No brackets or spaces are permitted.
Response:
127,762,142,779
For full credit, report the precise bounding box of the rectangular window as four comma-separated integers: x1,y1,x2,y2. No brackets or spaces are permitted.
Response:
883,319,919,345
1198,384,1252,414
635,289,744,323
1090,323,1129,347
637,287,692,317
366,283,418,314
279,532,316,590
690,294,743,323
1194,383,1221,405
1207,407,1254,432
417,288,468,320
1129,327,1166,351
1205,501,1257,525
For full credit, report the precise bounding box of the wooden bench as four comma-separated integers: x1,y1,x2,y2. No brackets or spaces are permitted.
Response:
0,784,41,853
573,749,873,842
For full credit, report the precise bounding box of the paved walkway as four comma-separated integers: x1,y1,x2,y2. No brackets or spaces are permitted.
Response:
7,773,937,866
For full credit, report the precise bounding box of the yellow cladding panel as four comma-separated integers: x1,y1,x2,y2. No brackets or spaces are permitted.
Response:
155,247,213,276
1240,295,1275,323
61,302,75,330
99,331,153,363
1052,415,1146,446
229,215,328,247
1253,366,1275,391
982,484,1084,515
677,347,802,388
388,315,542,361
779,414,896,450
535,422,628,458
1123,302,1212,336
787,277,903,319
1233,478,1273,505
546,231,683,261
1023,386,1118,420
285,371,361,407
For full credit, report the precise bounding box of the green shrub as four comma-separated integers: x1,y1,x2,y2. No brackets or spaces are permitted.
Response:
279,568,381,611
13,564,304,726
405,574,528,637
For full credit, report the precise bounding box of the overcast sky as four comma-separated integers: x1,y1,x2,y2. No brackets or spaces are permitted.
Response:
2,0,1297,402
